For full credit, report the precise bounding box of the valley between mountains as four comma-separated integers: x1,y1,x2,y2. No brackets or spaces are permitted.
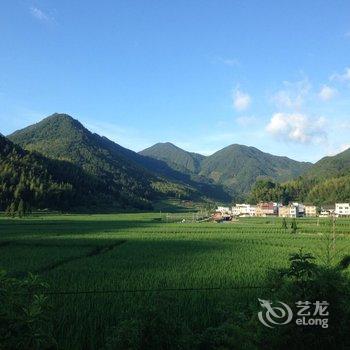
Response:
2,113,350,214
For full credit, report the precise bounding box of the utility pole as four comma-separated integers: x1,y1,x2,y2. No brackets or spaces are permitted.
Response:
166,213,168,234
332,213,336,253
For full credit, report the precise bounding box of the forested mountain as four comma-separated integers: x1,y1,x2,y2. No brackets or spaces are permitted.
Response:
7,114,214,208
140,142,205,175
8,114,161,208
141,143,312,198
305,147,350,179
138,143,231,201
249,174,350,206
199,144,311,195
0,135,130,214
248,148,350,205
6,112,349,210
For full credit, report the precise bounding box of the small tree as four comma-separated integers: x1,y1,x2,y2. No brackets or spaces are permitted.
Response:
5,202,17,217
0,270,56,349
281,218,288,233
291,218,298,234
260,249,350,349
17,199,25,218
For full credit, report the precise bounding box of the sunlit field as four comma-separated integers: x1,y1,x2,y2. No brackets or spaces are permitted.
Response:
1,213,349,349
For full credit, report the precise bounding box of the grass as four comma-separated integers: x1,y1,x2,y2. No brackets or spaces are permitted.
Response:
1,213,349,349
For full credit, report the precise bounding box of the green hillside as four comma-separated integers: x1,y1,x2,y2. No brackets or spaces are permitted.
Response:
301,147,350,203
0,135,125,214
139,143,231,202
199,144,311,194
248,146,350,206
140,142,205,174
12,113,345,207
305,147,350,179
140,143,312,199
8,114,231,204
8,114,163,209
7,114,208,208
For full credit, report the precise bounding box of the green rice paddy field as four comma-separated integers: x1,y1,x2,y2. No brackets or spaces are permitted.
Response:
1,213,349,349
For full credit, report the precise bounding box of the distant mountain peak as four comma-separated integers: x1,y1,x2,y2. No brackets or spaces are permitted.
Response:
141,141,204,155
150,142,183,150
8,112,86,140
49,112,73,118
6,113,316,204
7,113,160,209
42,112,85,128
37,112,76,123
140,142,205,174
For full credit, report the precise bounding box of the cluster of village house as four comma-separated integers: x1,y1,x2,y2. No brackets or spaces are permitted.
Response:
212,202,350,220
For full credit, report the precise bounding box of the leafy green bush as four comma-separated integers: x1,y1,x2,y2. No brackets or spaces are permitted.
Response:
0,270,56,350
253,250,350,350
104,296,195,350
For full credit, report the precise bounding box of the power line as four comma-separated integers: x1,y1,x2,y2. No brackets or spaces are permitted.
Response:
14,285,271,296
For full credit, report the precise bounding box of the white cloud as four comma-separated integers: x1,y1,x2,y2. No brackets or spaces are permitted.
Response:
233,89,251,111
266,113,327,144
318,85,337,101
271,79,311,109
30,7,51,21
327,143,350,156
330,67,350,82
339,144,350,153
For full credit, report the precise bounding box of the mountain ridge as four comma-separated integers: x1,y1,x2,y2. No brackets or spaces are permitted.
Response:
305,147,350,179
7,112,349,208
8,114,165,209
7,113,230,206
140,142,206,175
140,142,312,197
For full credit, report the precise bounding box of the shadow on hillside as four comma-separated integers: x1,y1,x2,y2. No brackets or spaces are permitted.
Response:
138,155,233,203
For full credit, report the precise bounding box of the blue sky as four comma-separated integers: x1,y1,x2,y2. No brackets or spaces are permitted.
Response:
1,0,350,162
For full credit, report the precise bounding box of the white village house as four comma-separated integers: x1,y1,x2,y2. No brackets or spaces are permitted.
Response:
232,204,256,217
319,206,335,217
215,202,349,219
304,205,317,217
217,206,231,214
335,203,350,217
298,203,305,216
278,203,298,218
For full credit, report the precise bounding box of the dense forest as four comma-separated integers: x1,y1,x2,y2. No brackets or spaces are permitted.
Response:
249,176,350,205
1,135,83,215
248,147,350,205
0,135,157,215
